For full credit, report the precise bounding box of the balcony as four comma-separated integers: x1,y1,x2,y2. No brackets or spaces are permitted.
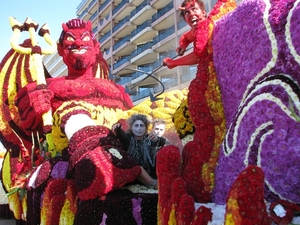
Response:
131,88,151,102
130,73,158,90
113,35,135,57
112,16,136,39
99,0,111,18
130,0,156,25
176,19,189,34
92,26,98,34
132,65,153,79
130,0,143,5
130,42,157,65
99,13,111,35
78,8,89,20
99,31,111,49
103,47,112,62
152,1,174,30
181,67,196,83
89,11,98,22
113,55,136,75
117,75,133,85
129,75,170,102
130,19,157,45
151,51,177,76
152,25,176,52
77,0,89,16
150,0,171,9
88,0,98,12
112,0,135,21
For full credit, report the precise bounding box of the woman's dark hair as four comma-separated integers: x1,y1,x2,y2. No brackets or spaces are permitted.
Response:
127,114,150,133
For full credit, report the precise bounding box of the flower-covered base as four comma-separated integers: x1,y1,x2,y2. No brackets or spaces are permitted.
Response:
74,189,157,225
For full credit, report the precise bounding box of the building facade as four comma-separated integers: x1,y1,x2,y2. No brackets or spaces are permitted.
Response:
43,0,240,105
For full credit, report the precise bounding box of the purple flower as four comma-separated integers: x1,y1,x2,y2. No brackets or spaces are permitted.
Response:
132,197,142,225
99,213,107,225
50,161,69,179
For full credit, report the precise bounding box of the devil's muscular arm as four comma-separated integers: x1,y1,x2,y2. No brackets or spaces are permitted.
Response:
15,83,53,133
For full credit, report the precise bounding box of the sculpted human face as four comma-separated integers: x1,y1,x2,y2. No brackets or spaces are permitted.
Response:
132,120,146,138
153,123,165,137
183,2,206,30
58,28,98,75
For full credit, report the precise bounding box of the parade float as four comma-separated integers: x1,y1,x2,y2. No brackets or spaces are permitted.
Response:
0,16,184,225
0,0,300,224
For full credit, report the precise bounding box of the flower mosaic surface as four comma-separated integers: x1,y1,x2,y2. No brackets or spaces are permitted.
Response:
1,0,300,224
212,0,300,205
157,0,300,224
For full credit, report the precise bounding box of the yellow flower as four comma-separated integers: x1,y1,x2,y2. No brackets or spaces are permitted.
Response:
173,98,195,139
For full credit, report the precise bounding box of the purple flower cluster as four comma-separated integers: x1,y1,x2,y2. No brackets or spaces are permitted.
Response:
213,0,272,125
212,0,300,204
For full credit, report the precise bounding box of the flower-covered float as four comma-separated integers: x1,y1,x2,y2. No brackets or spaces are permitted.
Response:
1,0,300,224
158,0,300,224
0,17,185,225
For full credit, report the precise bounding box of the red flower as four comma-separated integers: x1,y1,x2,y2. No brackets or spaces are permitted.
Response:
190,206,212,225
177,194,195,225
225,166,271,225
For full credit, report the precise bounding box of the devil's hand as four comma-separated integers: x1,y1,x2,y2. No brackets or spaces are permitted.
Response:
176,46,186,56
163,58,176,69
15,84,54,132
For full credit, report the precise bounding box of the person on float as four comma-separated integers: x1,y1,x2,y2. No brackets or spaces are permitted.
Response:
163,0,207,68
112,114,168,189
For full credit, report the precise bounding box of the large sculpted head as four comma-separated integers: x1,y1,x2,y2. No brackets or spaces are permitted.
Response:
57,18,99,77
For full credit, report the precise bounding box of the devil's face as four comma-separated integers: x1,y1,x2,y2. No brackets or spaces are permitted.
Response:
58,27,98,75
183,2,206,30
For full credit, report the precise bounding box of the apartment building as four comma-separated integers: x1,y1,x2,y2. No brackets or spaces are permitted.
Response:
43,0,240,104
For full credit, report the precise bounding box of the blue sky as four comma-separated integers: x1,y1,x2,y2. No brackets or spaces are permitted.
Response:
0,0,82,60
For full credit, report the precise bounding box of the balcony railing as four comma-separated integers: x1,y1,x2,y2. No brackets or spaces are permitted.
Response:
131,89,151,102
99,31,110,44
125,67,195,102
177,19,186,30
118,76,132,85
113,55,131,70
130,19,152,38
104,48,111,55
130,0,151,17
112,0,129,15
131,41,153,58
77,0,88,14
131,65,154,79
131,77,179,102
153,25,175,45
78,8,88,19
113,16,130,33
113,35,131,51
151,1,173,22
92,26,98,34
99,14,110,26
152,50,176,70
89,11,98,21
99,0,110,12
181,68,196,83
88,0,97,9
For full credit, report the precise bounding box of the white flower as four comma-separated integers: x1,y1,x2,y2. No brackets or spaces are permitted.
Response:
273,204,286,218
108,148,122,159
182,134,194,146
